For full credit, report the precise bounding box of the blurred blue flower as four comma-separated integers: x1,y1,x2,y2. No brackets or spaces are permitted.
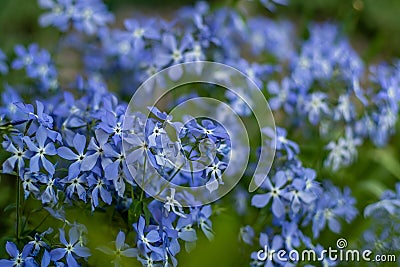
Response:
97,231,138,266
251,171,288,218
0,48,8,74
260,0,288,12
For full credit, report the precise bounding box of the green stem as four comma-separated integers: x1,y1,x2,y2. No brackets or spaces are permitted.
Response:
168,163,185,181
16,175,21,241
155,136,205,197
186,135,203,158
24,120,33,136
31,214,50,234
140,156,147,202
131,183,135,200
154,162,185,198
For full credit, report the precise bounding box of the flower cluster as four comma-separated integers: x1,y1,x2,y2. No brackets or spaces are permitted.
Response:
363,183,400,253
249,129,357,265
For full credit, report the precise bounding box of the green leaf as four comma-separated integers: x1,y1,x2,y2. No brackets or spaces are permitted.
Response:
3,203,16,212
359,180,386,198
128,200,143,225
143,202,152,224
371,149,400,180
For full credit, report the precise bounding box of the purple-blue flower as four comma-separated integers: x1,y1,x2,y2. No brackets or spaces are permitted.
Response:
58,133,89,179
251,171,288,218
88,174,112,209
23,126,57,174
2,135,29,175
133,216,163,256
50,228,91,266
0,242,34,267
98,231,138,266
0,48,8,74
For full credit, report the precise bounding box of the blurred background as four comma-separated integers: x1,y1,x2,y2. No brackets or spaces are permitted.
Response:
2,0,400,60
0,0,400,266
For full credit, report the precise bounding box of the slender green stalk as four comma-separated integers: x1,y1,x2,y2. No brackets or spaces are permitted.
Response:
31,214,50,234
131,183,135,200
154,162,186,198
16,119,32,241
140,156,147,202
16,175,21,241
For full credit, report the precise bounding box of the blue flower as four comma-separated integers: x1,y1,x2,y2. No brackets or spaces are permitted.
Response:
282,168,320,214
247,18,294,59
364,229,395,252
303,92,330,125
281,221,301,250
2,135,28,175
240,225,255,245
72,0,114,35
38,174,59,204
12,44,57,90
98,231,138,266
29,229,53,256
333,94,355,122
156,33,192,68
87,174,112,209
82,129,111,171
365,198,400,217
260,0,288,12
21,172,41,199
58,133,89,179
50,228,91,266
0,48,8,74
23,126,57,175
324,128,361,171
192,205,214,241
284,180,316,214
228,58,273,88
164,188,186,218
251,171,288,218
176,216,197,246
15,101,56,130
65,174,87,202
98,111,124,144
145,119,167,149
41,250,51,267
263,127,299,160
268,78,296,113
12,44,38,70
103,141,135,197
190,119,229,142
133,217,163,256
38,0,74,31
0,85,22,121
251,234,285,266
311,182,357,238
0,242,35,267
136,252,163,267
123,133,148,165
205,160,227,192
124,18,159,48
